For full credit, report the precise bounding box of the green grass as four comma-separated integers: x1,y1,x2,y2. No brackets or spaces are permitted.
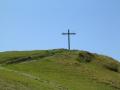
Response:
0,49,120,90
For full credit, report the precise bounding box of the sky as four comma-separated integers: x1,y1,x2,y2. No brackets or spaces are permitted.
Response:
0,0,120,60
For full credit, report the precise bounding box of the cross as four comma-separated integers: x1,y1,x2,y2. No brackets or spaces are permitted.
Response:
62,29,76,50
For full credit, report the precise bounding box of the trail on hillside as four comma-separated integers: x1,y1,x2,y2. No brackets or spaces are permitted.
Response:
0,66,68,90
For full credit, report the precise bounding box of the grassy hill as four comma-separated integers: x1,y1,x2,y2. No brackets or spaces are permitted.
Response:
0,49,120,90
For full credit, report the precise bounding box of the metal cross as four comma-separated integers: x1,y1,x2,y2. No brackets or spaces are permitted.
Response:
62,29,76,50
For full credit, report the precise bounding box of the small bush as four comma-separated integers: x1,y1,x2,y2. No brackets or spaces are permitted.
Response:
5,51,54,64
104,62,119,72
77,51,95,63
6,56,32,64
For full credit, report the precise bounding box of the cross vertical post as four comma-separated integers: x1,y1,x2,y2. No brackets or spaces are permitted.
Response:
68,29,70,50
62,29,76,50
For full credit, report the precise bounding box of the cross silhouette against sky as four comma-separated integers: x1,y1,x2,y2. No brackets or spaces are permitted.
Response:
62,29,76,50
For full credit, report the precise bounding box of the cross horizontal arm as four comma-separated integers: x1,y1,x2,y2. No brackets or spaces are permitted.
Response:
62,33,76,35
69,33,76,35
62,33,68,35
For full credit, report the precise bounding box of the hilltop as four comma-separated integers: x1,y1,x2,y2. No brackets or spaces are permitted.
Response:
0,49,120,90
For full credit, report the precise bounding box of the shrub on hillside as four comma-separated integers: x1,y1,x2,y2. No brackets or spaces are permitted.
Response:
104,62,120,72
77,51,95,63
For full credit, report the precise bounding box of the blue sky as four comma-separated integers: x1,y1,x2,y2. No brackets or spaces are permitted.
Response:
0,0,120,60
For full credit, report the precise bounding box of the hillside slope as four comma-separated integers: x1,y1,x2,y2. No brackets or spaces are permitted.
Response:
0,49,120,90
